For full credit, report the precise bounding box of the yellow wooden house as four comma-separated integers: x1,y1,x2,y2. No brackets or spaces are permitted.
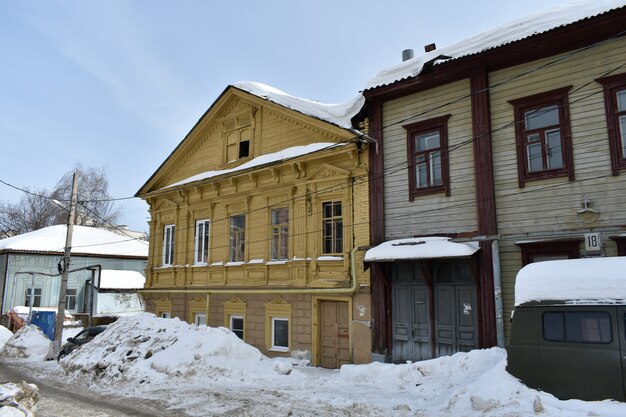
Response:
136,82,371,367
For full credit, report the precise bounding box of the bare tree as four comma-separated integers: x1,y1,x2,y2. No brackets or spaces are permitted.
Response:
50,164,121,227
0,165,120,237
0,188,55,237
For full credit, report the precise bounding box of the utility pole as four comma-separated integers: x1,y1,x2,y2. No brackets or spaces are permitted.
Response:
53,172,78,354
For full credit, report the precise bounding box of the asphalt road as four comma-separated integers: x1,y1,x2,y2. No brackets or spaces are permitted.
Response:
0,361,191,417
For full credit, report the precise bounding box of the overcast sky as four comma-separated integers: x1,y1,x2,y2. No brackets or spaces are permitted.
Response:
0,0,571,232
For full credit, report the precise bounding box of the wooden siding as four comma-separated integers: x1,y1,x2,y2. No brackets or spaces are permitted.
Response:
489,37,626,338
381,79,477,239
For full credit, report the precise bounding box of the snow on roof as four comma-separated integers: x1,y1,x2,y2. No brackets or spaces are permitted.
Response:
514,257,626,306
364,237,479,262
0,225,148,258
98,270,145,290
164,142,345,189
365,0,625,90
233,81,364,130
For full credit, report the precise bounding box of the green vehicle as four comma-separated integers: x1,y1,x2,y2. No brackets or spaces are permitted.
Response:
507,257,626,401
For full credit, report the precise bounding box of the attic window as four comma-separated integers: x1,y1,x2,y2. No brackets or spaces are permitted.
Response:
223,115,253,163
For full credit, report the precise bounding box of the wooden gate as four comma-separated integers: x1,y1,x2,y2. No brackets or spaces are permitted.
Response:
320,300,350,368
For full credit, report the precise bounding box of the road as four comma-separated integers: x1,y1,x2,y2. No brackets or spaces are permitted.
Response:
0,361,191,417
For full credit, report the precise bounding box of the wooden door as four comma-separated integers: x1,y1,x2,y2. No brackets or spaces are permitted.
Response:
391,284,431,362
435,285,477,357
320,301,350,368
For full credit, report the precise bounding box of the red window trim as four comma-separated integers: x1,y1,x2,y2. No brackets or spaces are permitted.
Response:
509,87,574,188
516,240,581,266
596,72,626,176
404,115,451,201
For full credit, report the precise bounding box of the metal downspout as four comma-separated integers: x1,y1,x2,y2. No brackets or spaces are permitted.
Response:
491,240,505,347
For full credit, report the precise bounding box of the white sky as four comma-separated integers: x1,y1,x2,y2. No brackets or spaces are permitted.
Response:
0,0,572,232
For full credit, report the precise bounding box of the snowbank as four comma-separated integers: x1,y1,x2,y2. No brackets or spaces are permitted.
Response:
0,326,52,361
0,325,13,349
0,382,39,417
60,313,292,386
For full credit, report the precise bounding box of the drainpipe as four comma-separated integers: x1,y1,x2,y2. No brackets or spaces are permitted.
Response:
27,273,35,323
491,240,505,347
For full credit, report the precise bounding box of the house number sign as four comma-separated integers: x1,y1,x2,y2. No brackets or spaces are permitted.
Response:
584,233,602,252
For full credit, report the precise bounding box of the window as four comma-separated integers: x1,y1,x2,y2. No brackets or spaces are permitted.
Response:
24,288,41,307
322,202,343,254
65,288,77,311
271,208,289,260
510,87,573,187
517,240,580,266
272,317,289,351
597,73,626,175
404,115,451,199
162,224,175,266
194,219,210,264
229,215,245,262
194,313,206,326
160,312,172,318
543,311,612,343
230,315,244,340
224,116,252,163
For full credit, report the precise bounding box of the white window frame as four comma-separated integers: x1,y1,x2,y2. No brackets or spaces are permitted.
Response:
162,224,175,266
160,312,172,318
230,315,244,340
271,317,289,352
65,288,77,311
24,288,42,307
194,313,207,326
194,219,211,265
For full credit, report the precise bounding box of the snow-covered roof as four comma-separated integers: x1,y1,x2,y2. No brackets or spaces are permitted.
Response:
0,225,148,258
364,237,479,262
233,81,364,130
164,142,345,190
515,257,626,306
98,270,145,290
365,0,625,90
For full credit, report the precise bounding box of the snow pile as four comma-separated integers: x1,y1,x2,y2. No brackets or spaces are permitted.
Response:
0,326,52,361
0,382,39,417
60,313,292,385
0,326,13,349
515,256,626,305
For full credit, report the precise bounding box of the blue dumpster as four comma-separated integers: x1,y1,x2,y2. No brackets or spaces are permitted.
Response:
31,311,56,341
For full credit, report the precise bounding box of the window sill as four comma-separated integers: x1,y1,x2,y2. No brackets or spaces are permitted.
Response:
317,256,343,261
225,262,245,266
192,263,208,267
266,260,288,265
269,346,289,353
409,185,448,201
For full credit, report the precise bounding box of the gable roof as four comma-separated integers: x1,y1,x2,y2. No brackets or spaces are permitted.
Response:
0,225,148,258
136,83,365,196
365,0,626,91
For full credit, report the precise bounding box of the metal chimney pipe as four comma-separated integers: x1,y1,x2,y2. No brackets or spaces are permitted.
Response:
402,49,414,62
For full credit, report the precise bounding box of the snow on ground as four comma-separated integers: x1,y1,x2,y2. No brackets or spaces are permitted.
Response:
4,314,626,416
0,326,51,361
0,326,13,348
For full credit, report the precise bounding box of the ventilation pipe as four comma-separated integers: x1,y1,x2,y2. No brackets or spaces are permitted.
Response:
402,49,414,62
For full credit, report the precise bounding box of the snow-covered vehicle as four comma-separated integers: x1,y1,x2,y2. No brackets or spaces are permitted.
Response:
507,257,626,401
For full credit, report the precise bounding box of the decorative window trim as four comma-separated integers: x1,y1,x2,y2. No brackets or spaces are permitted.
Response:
264,297,291,352
224,296,247,341
321,201,344,255
155,297,173,319
509,87,574,188
194,219,211,265
270,208,289,261
162,224,175,266
516,240,580,266
187,297,207,325
229,214,246,262
596,73,626,175
404,115,451,200
222,113,254,165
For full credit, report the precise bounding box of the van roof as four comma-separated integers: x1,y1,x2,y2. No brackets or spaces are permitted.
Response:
514,257,626,306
